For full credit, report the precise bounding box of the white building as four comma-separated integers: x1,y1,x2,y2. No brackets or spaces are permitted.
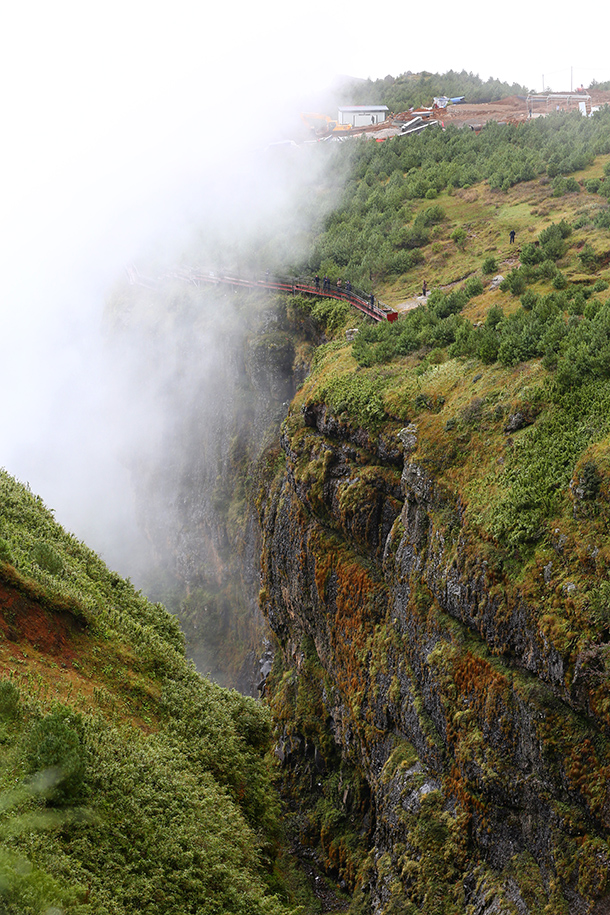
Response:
337,105,390,127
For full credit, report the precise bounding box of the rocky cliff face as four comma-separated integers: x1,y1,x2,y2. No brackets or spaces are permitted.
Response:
260,384,610,913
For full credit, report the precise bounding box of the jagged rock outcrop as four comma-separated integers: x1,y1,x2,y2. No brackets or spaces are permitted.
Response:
260,396,610,914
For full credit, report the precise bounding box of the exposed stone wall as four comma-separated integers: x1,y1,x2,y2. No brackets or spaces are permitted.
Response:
261,401,610,913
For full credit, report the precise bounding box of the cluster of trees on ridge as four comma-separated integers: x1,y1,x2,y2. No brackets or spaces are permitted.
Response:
341,69,531,111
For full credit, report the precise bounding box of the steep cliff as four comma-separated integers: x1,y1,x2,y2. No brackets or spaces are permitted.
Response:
259,336,610,914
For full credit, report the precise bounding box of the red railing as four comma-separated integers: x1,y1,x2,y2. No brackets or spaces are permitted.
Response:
185,271,398,323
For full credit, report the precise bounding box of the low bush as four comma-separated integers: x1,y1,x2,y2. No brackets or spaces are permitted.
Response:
23,709,85,806
579,243,598,271
451,227,467,249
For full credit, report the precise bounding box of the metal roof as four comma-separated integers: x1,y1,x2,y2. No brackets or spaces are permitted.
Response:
338,105,390,112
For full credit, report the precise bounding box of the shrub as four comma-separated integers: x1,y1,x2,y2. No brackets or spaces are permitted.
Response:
33,541,63,575
0,537,14,564
429,289,467,319
579,460,602,500
0,681,20,721
486,305,504,329
568,291,586,315
593,208,610,228
593,279,609,292
415,205,445,227
429,347,446,364
553,176,580,196
310,297,351,335
521,290,539,311
573,213,592,229
501,268,528,296
539,224,567,260
448,322,476,358
23,709,85,806
478,327,500,364
539,258,559,278
520,242,544,266
463,277,484,298
451,227,467,249
392,225,430,249
481,255,497,275
552,272,568,290
579,243,598,271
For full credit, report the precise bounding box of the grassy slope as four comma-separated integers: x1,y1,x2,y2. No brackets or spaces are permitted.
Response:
295,150,610,638
382,154,610,308
0,469,298,915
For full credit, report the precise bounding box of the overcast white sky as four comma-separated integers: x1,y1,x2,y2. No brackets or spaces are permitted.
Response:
0,0,608,570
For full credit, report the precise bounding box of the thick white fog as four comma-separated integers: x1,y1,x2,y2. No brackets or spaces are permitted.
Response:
0,3,338,574
1,0,609,576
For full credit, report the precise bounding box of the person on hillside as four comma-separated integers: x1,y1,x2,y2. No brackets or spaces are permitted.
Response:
422,280,427,297
509,229,516,244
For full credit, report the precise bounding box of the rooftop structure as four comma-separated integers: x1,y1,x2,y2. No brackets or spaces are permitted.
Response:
338,105,390,127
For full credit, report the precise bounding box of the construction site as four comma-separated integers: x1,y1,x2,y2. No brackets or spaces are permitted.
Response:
301,88,610,142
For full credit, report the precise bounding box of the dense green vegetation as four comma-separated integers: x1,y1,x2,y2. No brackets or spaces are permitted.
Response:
0,470,299,915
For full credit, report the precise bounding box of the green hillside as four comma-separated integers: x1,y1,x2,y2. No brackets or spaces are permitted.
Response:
0,470,299,915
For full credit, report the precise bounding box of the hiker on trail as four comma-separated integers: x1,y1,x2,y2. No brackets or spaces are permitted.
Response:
370,292,375,308
422,280,427,297
336,278,342,290
314,274,320,290
346,280,352,293
509,229,516,244
323,275,329,291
